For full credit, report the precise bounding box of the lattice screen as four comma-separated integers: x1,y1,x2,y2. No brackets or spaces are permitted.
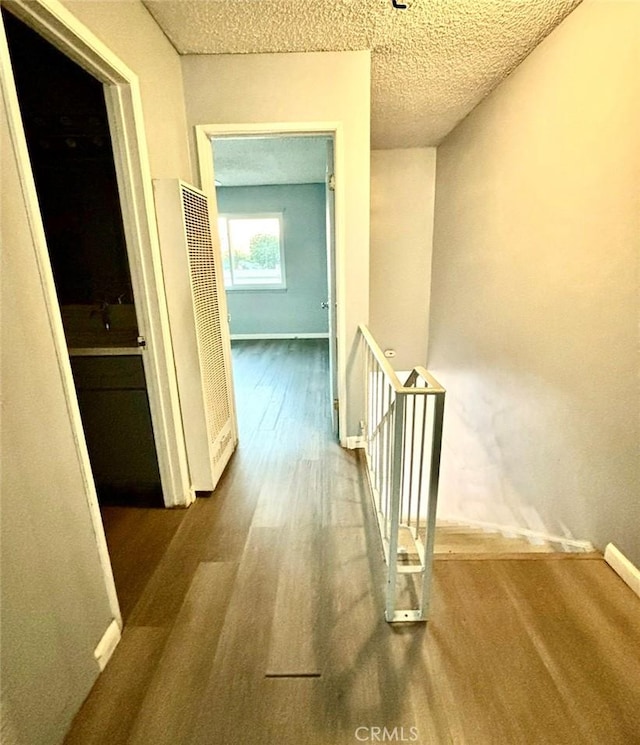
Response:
180,184,230,460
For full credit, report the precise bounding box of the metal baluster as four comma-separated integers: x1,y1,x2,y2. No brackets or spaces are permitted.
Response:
414,390,429,545
406,392,417,532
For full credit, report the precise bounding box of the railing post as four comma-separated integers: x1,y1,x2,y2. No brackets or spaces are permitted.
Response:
419,392,445,620
385,392,406,622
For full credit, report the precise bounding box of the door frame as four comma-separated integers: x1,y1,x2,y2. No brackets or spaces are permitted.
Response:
1,0,193,508
1,0,195,620
325,138,339,436
194,122,347,443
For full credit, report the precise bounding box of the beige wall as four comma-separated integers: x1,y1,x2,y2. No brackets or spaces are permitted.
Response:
370,148,436,369
430,0,640,564
1,2,191,742
63,0,191,181
181,51,371,438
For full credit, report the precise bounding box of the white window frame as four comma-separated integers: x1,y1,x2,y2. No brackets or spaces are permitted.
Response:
218,212,286,291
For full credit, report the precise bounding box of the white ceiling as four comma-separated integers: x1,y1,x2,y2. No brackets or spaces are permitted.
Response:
144,0,582,149
212,136,330,187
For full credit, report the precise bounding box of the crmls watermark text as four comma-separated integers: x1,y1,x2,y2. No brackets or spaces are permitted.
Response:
354,726,419,742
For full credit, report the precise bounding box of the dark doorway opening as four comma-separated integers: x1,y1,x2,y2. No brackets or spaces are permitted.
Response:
3,9,162,508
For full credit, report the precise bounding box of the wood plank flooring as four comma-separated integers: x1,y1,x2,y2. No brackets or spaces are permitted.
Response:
67,340,640,745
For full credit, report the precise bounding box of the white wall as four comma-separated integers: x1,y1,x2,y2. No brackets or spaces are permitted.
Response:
217,183,329,336
370,148,436,370
1,2,192,742
181,51,370,438
430,0,640,564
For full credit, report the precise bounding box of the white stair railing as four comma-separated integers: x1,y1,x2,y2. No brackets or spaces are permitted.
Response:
359,325,446,623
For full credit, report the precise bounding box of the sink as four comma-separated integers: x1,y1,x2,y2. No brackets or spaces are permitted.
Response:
61,304,140,352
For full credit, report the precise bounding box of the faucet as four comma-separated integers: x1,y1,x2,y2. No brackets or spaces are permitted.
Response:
100,301,111,331
90,300,111,330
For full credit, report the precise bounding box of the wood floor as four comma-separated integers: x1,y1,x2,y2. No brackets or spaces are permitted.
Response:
69,340,640,745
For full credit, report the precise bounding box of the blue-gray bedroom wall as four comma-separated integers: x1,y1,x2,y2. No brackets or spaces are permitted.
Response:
216,183,329,336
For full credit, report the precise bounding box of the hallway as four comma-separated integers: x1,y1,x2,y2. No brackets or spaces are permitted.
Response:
67,340,640,745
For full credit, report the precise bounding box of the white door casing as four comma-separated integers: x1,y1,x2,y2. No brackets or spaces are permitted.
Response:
325,137,339,436
0,1,122,629
2,0,194,508
195,122,348,444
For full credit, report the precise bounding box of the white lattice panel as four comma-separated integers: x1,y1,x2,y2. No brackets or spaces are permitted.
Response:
154,179,236,491
181,185,230,448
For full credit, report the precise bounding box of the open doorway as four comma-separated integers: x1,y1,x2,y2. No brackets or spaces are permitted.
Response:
206,133,340,437
3,10,162,507
1,8,188,622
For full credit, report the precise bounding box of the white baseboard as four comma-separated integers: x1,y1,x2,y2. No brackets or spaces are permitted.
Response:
441,517,595,552
94,618,121,671
345,435,366,449
230,333,329,340
604,543,640,598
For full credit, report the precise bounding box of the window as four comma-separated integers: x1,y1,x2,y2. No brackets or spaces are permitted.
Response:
217,214,285,290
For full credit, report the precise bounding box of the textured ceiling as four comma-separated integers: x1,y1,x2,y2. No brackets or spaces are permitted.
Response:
143,0,582,148
213,135,329,187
